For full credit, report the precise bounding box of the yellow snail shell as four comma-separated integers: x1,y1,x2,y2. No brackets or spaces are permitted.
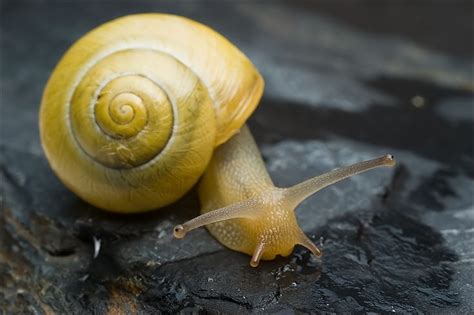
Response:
39,14,264,212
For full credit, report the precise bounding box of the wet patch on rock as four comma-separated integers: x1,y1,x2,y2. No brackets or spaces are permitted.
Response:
312,209,459,313
110,207,459,313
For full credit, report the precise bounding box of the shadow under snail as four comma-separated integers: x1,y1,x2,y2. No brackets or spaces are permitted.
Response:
39,14,395,267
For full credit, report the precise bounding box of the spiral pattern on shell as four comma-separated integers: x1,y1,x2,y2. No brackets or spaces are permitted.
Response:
70,49,204,169
39,14,264,212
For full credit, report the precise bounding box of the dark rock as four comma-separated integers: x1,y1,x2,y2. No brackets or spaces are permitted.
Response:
1,0,473,313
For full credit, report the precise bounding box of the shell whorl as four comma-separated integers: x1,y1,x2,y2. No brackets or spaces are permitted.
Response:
39,14,264,212
70,49,188,169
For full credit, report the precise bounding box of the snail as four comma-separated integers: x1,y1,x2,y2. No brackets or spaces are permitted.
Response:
39,14,395,267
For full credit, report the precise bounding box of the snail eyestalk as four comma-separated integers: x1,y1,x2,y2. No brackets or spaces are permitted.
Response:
286,154,395,207
172,199,262,239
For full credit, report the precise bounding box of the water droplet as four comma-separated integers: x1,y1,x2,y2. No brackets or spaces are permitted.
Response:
158,230,167,239
411,95,426,108
93,236,101,259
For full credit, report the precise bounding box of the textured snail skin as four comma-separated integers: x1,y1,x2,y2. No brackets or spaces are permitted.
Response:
175,125,395,266
39,14,263,212
199,125,302,261
40,14,396,267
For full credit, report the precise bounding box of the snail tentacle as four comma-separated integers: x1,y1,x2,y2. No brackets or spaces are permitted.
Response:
285,154,396,207
173,198,264,239
250,240,266,267
296,229,322,258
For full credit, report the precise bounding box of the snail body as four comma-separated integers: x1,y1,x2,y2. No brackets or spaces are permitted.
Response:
40,14,395,267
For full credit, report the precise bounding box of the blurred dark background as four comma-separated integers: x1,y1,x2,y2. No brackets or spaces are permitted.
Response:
293,0,473,58
1,0,473,313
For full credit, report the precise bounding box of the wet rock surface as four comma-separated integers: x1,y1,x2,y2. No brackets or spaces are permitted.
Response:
1,1,473,313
